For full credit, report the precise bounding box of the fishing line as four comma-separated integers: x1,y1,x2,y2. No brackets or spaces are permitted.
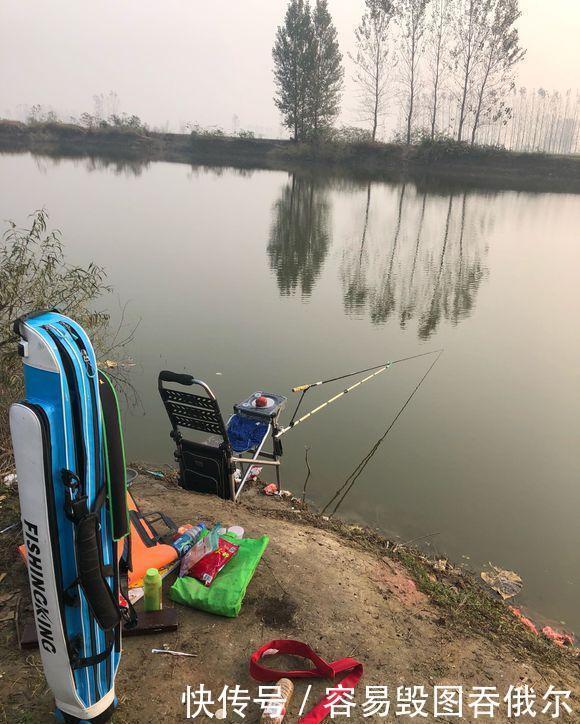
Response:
320,350,443,517
278,349,442,438
289,388,307,426
292,349,443,391
278,365,390,438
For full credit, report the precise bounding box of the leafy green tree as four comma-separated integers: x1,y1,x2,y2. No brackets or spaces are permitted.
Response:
308,0,344,138
273,0,315,141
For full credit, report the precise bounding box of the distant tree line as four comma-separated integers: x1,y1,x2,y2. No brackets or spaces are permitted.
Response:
10,14,579,156
273,0,580,151
467,88,580,154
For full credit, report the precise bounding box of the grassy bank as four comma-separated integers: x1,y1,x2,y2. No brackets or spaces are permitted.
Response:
1,119,579,193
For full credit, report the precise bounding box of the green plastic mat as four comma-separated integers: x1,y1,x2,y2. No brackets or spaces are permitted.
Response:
170,534,269,618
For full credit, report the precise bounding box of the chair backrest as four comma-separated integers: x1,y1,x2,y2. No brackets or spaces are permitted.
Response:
158,370,230,444
158,371,234,499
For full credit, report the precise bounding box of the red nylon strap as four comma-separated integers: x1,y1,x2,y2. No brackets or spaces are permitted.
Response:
249,639,363,724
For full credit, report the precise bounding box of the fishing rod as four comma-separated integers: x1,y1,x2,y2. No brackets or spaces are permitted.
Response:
275,349,442,439
321,349,443,517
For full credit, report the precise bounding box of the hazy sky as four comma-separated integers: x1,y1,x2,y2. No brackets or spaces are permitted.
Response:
1,0,578,136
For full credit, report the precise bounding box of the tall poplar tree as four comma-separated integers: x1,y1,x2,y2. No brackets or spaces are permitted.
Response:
351,0,395,141
308,0,344,138
469,0,525,144
451,0,491,142
273,0,315,141
397,0,431,144
426,0,451,139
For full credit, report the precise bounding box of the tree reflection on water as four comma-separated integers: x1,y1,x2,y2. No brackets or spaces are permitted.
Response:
340,183,489,338
268,174,331,297
269,173,489,338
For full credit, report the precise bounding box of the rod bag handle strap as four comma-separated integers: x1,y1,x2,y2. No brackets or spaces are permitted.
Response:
75,513,121,632
249,639,363,724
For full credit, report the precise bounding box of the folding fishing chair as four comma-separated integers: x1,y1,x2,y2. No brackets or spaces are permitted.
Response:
158,371,286,500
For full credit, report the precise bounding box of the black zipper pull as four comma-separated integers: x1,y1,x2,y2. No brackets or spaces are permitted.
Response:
81,348,95,377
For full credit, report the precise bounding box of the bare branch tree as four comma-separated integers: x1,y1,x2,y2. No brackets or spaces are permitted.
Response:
397,0,430,144
451,0,491,142
556,89,572,154
350,0,396,141
469,0,525,144
425,0,451,138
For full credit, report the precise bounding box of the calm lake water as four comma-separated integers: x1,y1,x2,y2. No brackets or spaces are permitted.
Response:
2,152,579,632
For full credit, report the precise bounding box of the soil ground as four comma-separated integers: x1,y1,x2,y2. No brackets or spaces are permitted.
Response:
0,473,578,723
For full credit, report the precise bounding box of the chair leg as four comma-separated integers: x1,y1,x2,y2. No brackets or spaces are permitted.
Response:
229,467,237,501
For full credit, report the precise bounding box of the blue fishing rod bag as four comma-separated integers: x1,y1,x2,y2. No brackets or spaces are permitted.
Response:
9,311,131,723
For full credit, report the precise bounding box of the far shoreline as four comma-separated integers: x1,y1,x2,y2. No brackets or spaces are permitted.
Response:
1,119,579,194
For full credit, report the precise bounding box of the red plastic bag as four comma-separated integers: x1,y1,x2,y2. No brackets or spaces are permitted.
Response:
190,538,239,587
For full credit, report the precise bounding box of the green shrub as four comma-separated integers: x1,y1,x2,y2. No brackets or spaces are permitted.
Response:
0,210,112,474
413,133,508,160
190,124,225,139
25,105,60,125
0,208,112,370
332,126,373,144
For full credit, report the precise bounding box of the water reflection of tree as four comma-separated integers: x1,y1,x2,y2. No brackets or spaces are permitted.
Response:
399,192,427,327
268,175,331,297
187,164,255,180
342,184,488,338
343,182,371,313
83,156,149,177
369,183,407,324
417,194,454,339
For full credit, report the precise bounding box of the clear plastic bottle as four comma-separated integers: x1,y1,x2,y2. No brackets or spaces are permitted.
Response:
143,567,162,611
171,522,206,556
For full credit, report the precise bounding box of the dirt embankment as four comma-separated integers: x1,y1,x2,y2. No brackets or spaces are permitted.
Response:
0,472,578,723
1,120,579,194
